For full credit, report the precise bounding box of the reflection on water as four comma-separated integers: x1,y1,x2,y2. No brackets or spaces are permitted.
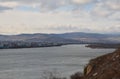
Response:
0,45,115,79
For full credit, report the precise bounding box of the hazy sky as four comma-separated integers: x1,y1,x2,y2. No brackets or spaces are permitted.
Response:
0,0,120,34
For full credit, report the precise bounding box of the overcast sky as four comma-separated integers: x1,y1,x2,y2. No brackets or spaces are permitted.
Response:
0,0,120,34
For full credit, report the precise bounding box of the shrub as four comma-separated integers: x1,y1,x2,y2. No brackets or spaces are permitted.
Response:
70,72,83,79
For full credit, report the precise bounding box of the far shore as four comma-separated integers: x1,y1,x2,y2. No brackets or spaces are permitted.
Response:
86,43,120,49
0,43,119,49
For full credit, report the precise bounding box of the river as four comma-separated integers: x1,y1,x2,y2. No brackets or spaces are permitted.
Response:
0,44,115,79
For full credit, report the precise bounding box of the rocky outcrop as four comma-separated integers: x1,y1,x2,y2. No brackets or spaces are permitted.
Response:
84,48,120,79
71,48,120,79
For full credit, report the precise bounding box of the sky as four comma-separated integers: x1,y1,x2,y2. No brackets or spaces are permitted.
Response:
0,0,120,34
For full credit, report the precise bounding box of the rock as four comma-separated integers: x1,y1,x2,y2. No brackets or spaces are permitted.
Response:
92,72,98,76
84,65,93,75
84,48,120,79
71,48,120,79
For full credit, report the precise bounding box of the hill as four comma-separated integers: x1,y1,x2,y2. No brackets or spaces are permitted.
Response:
0,32,120,44
84,48,120,79
71,48,120,79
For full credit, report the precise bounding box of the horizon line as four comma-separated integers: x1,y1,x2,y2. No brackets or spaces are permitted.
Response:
0,31,119,36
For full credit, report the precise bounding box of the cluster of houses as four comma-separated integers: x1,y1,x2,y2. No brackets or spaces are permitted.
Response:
0,41,62,49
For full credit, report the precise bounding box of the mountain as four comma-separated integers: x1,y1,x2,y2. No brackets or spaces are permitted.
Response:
0,32,120,44
57,32,120,43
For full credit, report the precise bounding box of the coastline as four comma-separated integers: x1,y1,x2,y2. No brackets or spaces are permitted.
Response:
1,43,119,49
0,42,64,49
0,45,117,78
71,48,120,79
85,43,120,49
0,42,86,49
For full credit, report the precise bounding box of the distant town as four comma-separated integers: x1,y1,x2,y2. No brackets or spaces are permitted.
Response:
0,32,120,49
0,41,63,49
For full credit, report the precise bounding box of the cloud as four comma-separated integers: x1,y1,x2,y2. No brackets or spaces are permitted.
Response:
38,0,68,12
0,5,12,12
0,0,119,15
0,9,119,34
0,0,68,12
105,0,120,10
0,2,19,8
0,0,96,12
108,12,120,20
71,0,95,4
92,0,120,17
0,0,119,34
92,3,112,17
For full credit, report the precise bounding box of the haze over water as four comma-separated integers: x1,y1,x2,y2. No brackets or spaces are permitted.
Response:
0,45,115,79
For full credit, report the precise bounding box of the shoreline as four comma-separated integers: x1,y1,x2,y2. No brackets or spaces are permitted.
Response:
1,43,120,50
71,48,120,79
0,44,64,49
86,43,120,49
0,43,81,49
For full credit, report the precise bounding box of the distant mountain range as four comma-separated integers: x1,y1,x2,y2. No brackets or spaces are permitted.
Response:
0,32,120,44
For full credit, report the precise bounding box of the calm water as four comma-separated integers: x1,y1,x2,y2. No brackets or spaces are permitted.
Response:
0,45,115,79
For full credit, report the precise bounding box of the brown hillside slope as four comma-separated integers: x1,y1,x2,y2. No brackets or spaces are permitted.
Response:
84,48,120,79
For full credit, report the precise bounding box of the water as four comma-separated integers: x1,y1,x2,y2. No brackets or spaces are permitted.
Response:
0,45,115,79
